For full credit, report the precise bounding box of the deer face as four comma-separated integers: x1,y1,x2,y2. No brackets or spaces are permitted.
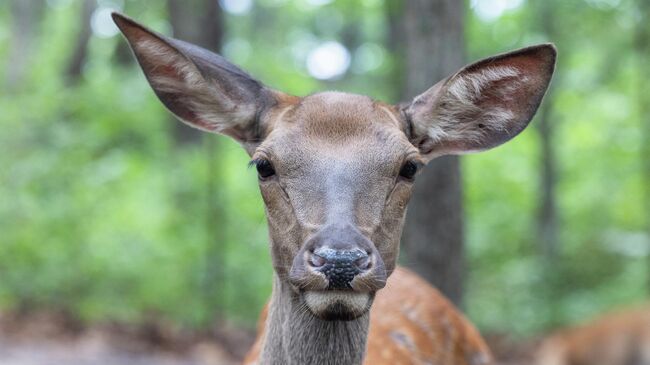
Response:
113,13,555,321
254,93,417,319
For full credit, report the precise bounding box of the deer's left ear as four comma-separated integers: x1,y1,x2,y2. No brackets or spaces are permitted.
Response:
401,44,556,160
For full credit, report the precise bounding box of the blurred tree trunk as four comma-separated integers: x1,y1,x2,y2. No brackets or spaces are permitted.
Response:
113,39,136,66
636,0,650,292
166,0,227,321
167,0,224,145
536,103,558,260
536,0,560,261
341,21,361,78
5,0,45,90
385,1,405,100
65,0,96,85
398,0,466,306
113,2,135,67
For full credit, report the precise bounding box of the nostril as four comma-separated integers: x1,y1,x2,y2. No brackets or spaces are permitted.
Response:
309,253,326,268
355,256,371,271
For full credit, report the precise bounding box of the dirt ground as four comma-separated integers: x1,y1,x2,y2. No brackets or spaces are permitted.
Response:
0,311,540,365
0,311,252,365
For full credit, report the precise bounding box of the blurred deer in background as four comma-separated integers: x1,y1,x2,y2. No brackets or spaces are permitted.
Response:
113,13,556,365
536,304,650,365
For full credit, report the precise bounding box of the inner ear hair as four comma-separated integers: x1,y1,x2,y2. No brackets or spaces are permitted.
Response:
432,65,522,144
112,12,285,145
404,43,556,158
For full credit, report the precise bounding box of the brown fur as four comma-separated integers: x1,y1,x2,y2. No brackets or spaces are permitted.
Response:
113,12,556,365
244,267,492,365
536,305,650,365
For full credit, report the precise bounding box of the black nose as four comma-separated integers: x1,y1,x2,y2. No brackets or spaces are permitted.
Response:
309,247,371,289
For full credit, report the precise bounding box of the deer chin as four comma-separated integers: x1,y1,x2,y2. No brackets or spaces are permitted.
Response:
303,290,373,321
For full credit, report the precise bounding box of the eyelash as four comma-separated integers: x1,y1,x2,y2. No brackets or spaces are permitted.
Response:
398,160,420,181
248,158,264,169
250,158,276,179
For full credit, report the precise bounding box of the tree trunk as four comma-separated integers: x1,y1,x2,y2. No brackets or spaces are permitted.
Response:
65,0,96,85
399,0,466,307
167,0,224,145
636,0,650,293
166,0,226,319
385,1,405,101
536,94,559,260
5,0,44,90
535,0,560,261
113,1,136,68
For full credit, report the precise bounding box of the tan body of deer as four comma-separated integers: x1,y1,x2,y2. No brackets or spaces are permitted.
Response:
536,304,650,365
113,13,556,365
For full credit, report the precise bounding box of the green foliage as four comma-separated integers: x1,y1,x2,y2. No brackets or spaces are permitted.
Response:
0,0,647,336
464,0,648,334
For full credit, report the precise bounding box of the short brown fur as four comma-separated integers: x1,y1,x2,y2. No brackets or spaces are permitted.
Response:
113,12,556,365
244,267,491,365
536,304,650,365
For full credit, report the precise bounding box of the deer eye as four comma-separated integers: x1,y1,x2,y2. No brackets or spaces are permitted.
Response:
252,159,276,179
399,161,418,181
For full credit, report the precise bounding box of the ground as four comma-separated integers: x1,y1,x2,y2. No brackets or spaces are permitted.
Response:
0,310,539,365
0,311,252,365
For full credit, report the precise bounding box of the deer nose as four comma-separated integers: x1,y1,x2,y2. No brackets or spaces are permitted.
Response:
308,247,371,290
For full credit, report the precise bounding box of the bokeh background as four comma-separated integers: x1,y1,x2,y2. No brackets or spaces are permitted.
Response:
1,0,648,364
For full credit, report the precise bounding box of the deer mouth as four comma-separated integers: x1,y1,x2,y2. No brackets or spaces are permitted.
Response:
302,290,374,321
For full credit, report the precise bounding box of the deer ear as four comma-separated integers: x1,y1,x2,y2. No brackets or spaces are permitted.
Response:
112,13,288,146
402,44,557,160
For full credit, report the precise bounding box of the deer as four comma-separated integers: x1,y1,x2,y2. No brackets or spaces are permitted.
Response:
112,13,556,365
535,304,650,365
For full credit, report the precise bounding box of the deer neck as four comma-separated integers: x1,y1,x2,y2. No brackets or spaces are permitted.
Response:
259,275,370,365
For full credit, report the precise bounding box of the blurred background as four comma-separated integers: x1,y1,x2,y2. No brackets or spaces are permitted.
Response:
0,0,648,364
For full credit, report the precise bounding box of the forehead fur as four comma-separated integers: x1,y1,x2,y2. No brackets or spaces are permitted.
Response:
257,91,417,167
284,91,403,141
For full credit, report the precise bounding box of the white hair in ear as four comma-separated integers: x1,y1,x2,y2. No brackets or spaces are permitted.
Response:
404,44,556,158
430,66,520,144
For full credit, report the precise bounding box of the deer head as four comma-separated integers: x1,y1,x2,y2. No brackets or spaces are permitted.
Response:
113,13,555,322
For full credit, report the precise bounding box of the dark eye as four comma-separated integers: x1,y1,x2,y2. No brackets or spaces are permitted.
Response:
254,159,276,179
399,161,418,180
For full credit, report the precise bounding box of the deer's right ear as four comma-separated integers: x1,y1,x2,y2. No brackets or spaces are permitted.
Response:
112,13,290,148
